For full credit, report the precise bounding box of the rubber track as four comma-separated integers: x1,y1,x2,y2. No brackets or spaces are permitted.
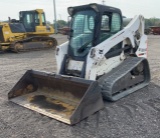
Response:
99,57,151,101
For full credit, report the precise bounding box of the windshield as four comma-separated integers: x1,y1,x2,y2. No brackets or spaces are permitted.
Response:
22,13,34,30
35,12,46,25
70,10,96,58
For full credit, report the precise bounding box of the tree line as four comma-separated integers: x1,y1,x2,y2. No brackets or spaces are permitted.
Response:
2,18,160,29
51,18,160,29
145,18,160,28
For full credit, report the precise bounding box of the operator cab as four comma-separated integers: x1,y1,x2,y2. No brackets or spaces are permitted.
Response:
60,3,123,77
19,9,46,32
68,3,123,60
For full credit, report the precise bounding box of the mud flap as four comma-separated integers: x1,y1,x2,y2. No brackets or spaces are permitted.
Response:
8,70,104,125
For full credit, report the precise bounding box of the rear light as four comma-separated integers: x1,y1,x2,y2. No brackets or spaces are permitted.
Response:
138,53,145,56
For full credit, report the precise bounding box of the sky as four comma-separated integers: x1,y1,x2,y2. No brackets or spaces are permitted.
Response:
0,0,159,22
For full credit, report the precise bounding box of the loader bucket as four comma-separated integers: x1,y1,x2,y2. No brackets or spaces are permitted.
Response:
8,70,104,125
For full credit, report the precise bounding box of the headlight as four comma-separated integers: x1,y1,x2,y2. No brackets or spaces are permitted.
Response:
68,7,74,15
90,48,96,58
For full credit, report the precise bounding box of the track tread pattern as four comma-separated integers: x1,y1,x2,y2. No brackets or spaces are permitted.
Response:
99,57,150,101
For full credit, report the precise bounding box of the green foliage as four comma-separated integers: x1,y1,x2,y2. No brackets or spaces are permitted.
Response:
46,21,51,25
53,20,67,28
51,18,160,29
145,17,160,28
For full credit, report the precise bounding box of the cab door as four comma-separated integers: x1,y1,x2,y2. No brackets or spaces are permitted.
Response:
20,11,36,32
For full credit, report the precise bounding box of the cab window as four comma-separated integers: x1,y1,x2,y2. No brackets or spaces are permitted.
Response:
111,13,121,33
99,13,121,43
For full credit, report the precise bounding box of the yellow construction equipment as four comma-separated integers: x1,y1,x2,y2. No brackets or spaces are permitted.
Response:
0,22,26,51
8,4,150,125
0,9,57,52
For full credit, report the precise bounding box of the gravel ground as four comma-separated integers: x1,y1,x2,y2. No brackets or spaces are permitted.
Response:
0,34,160,138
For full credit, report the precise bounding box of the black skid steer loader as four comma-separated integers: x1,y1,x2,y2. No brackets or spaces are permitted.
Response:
8,3,150,125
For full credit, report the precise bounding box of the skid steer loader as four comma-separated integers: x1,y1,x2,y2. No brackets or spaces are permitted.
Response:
8,3,150,125
0,9,57,52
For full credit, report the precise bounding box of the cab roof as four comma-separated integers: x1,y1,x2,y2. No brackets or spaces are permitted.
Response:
68,3,122,16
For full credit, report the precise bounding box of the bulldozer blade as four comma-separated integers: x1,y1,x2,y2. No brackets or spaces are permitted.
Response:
8,70,104,125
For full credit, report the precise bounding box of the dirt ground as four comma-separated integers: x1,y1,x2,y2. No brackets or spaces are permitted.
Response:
0,34,160,138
